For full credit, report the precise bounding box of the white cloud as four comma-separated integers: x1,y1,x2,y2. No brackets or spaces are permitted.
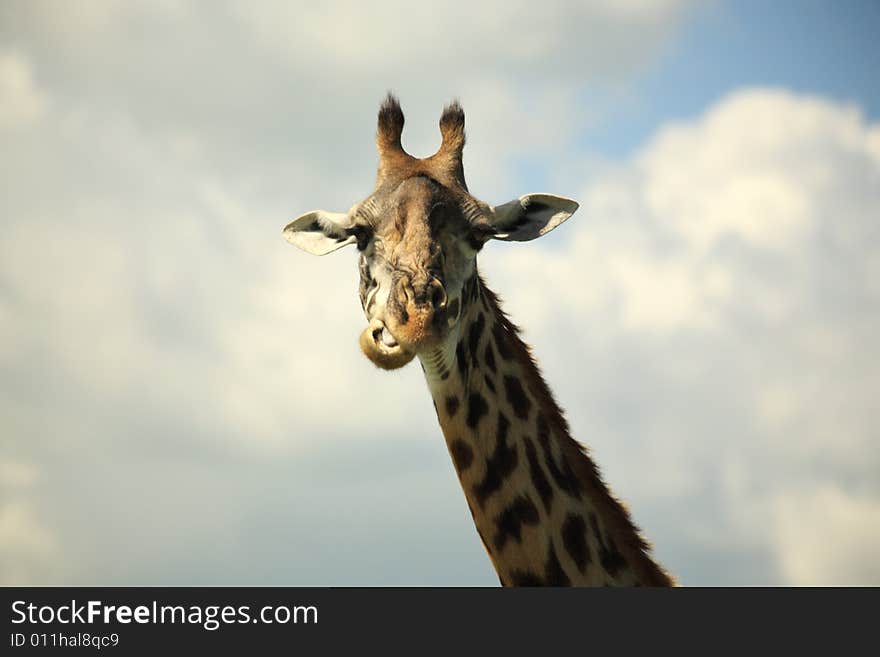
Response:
772,486,880,585
485,88,880,584
0,502,58,584
0,0,698,458
2,1,878,587
232,0,691,79
637,90,873,253
0,460,59,585
0,460,39,488
0,50,48,128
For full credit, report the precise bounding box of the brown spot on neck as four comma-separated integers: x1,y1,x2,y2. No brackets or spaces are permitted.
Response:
425,274,674,586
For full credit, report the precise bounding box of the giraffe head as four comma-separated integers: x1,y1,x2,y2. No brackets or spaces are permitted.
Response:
283,95,579,370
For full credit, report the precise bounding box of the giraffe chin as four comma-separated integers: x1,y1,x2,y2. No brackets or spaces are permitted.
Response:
359,321,416,370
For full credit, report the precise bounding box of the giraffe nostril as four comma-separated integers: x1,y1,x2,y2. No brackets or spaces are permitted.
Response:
431,283,447,310
426,276,447,311
395,275,413,306
447,297,460,321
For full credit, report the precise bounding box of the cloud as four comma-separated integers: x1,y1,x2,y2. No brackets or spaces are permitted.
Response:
485,88,880,584
0,460,39,488
0,50,48,128
772,486,880,585
0,459,59,585
0,0,695,203
0,0,697,453
232,0,691,80
1,2,877,586
0,502,57,584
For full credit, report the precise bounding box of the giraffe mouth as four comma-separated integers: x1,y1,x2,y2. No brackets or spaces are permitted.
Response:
358,319,416,370
378,326,398,348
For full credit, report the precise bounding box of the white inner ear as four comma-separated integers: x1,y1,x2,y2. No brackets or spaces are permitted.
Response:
490,193,579,241
283,210,356,256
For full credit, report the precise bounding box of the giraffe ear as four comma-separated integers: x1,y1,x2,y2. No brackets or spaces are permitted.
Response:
282,210,357,255
487,194,579,242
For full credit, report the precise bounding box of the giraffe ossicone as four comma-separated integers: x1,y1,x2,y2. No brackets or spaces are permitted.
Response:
283,95,673,587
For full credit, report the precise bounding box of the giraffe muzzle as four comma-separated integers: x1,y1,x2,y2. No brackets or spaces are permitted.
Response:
359,318,416,370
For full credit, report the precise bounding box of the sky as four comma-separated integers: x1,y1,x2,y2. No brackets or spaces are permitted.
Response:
1,1,878,586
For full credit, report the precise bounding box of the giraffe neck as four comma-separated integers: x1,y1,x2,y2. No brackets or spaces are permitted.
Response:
419,273,672,586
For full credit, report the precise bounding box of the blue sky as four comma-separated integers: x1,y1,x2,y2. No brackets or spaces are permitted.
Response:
587,1,880,155
1,1,878,586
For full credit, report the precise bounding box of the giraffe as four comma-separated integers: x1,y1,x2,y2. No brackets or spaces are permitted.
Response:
283,95,673,586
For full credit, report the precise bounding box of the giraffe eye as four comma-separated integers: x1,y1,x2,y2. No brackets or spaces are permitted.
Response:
349,225,373,251
470,224,496,241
